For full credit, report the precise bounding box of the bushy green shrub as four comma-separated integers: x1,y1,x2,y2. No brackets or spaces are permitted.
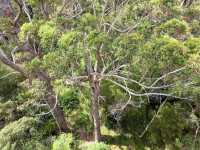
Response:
0,117,37,150
19,21,42,41
38,22,57,49
147,103,187,149
150,0,175,6
58,88,79,112
183,6,200,21
141,35,188,72
188,53,200,73
0,101,17,123
58,31,80,49
156,19,189,38
52,133,75,150
184,37,200,53
87,30,108,48
22,140,48,150
79,13,97,27
0,65,22,100
80,142,110,150
190,20,200,35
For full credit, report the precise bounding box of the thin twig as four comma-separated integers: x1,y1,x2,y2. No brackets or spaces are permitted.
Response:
150,66,187,87
0,72,20,80
139,99,168,137
36,95,58,116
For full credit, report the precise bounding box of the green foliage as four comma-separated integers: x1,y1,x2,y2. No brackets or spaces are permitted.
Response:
22,140,48,150
119,106,147,136
141,35,187,71
73,111,93,131
0,17,13,34
19,21,41,41
150,0,175,6
137,19,153,38
0,117,37,150
16,79,45,104
1,0,200,149
190,20,200,35
27,0,39,6
184,37,200,53
112,32,144,58
149,104,186,148
38,22,57,49
52,133,75,150
26,57,42,72
79,13,97,30
156,19,189,38
188,53,200,73
80,142,110,150
87,30,107,48
58,88,79,111
0,65,22,100
0,101,17,122
42,51,70,76
58,31,80,49
183,6,200,21
19,23,34,41
41,119,57,136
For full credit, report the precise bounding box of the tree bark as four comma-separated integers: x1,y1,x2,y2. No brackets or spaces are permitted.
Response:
90,74,101,142
0,49,69,133
39,71,70,133
0,49,27,77
46,88,69,133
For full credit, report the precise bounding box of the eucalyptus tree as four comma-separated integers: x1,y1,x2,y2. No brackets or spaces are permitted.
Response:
0,0,70,132
0,0,199,143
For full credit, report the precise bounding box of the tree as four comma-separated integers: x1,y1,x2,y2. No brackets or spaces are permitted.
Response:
0,0,69,133
0,0,199,144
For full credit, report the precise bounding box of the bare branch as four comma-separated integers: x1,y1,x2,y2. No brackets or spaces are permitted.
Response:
104,22,138,33
11,46,19,64
13,0,23,25
139,99,168,137
21,0,32,22
57,0,68,15
107,79,192,101
22,0,32,22
36,95,58,116
60,0,83,18
107,0,131,34
150,66,187,87
104,74,175,90
65,76,88,86
40,0,49,18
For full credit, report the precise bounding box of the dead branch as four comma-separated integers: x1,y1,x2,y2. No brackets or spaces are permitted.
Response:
21,0,32,22
107,79,192,101
13,0,23,26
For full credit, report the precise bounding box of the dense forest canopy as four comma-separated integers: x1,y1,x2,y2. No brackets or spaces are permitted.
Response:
0,0,200,149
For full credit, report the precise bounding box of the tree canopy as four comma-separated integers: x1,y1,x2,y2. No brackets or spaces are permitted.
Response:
0,0,200,149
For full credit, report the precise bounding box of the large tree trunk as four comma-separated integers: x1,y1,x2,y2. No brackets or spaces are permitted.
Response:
90,74,101,142
41,72,69,133
46,89,69,133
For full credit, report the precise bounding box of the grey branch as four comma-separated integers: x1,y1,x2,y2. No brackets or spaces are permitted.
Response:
0,48,27,77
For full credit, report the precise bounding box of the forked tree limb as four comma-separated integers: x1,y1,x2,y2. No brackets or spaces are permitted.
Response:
0,48,27,77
